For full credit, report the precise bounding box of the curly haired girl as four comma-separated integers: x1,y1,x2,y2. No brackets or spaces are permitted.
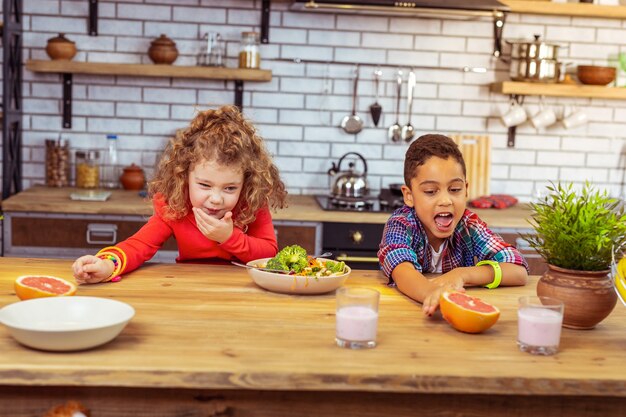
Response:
72,105,287,284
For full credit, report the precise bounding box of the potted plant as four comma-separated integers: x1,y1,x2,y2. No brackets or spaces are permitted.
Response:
523,182,626,329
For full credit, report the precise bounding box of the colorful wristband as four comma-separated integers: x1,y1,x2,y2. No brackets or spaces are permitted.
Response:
476,260,502,289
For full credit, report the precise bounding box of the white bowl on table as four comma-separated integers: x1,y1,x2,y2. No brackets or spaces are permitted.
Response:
246,257,351,294
0,296,135,351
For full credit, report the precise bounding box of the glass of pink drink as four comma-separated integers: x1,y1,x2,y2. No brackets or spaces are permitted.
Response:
517,296,564,356
336,287,380,349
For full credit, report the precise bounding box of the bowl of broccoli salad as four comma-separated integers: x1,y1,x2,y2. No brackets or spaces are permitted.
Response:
246,245,351,294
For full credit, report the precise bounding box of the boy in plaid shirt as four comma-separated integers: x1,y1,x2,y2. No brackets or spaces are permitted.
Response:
378,134,528,315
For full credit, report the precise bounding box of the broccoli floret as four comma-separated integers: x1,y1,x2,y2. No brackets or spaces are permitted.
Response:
275,245,309,273
266,257,288,271
325,260,346,274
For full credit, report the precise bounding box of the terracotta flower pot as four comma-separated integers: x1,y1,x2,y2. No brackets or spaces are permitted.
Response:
119,164,145,191
537,264,617,329
148,34,178,65
46,33,77,61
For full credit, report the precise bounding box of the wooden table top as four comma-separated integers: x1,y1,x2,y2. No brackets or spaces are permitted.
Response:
1,186,534,228
0,257,624,396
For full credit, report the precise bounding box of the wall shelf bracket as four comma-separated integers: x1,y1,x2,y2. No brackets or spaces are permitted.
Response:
261,0,270,44
88,0,98,36
506,94,524,148
235,80,244,110
62,73,72,129
493,11,506,58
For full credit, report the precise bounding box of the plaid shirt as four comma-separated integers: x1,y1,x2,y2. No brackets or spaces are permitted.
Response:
378,205,529,283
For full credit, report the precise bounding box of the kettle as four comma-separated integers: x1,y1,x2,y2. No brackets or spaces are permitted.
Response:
327,152,369,198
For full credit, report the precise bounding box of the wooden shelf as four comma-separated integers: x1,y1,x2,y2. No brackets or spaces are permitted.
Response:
26,60,272,82
502,0,626,19
491,81,626,100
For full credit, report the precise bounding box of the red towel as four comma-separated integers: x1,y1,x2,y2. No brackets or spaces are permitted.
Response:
469,194,518,209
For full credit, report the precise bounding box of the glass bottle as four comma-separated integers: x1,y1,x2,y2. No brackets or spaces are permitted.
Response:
75,149,100,189
102,134,119,188
238,31,260,69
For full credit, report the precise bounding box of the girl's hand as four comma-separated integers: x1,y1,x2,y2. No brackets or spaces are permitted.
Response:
72,255,114,285
193,208,234,243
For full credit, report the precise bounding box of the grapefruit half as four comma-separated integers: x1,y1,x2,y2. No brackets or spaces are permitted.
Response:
440,291,500,334
14,275,77,301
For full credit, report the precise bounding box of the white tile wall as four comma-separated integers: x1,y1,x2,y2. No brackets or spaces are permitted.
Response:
4,0,626,201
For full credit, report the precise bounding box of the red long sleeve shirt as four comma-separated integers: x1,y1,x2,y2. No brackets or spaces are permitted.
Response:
117,195,278,274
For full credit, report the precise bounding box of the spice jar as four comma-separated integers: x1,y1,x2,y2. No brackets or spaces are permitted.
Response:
238,31,260,69
75,150,100,189
45,139,70,187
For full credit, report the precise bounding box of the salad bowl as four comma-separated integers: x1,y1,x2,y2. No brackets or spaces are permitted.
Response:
246,257,351,294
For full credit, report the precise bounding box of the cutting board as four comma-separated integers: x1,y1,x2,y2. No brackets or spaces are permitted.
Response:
450,135,491,200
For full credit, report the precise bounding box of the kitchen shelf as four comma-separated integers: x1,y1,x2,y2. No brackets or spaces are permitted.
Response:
502,0,626,19
491,81,626,100
26,59,272,128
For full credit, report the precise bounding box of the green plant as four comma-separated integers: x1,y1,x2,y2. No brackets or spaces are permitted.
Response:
523,182,626,271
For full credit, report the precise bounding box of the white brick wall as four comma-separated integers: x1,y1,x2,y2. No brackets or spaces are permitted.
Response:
4,0,626,201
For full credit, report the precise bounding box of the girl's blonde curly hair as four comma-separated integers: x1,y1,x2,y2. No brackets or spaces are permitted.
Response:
149,105,287,229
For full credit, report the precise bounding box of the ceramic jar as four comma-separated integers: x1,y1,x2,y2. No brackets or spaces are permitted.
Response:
537,264,617,329
119,164,145,190
46,33,77,61
148,34,178,65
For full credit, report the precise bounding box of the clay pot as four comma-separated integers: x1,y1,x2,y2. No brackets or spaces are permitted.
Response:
119,164,145,191
537,264,617,329
46,33,77,61
148,34,178,65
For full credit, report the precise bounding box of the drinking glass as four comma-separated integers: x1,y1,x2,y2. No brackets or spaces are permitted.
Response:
335,287,379,349
517,296,564,356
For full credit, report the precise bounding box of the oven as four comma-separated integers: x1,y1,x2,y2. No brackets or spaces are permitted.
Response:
322,222,384,270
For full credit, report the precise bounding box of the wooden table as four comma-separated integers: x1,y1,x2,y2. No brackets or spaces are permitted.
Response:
0,258,624,416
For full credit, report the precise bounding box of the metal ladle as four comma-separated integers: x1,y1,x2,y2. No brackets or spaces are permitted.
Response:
387,70,403,143
401,70,416,142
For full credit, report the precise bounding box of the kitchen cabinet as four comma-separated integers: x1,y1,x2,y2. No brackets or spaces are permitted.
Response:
25,60,272,128
502,0,626,19
495,229,547,276
274,221,322,255
3,211,178,262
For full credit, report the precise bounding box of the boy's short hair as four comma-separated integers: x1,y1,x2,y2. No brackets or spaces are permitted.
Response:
403,134,466,186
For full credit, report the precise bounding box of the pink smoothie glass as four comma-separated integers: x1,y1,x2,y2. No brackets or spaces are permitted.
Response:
517,296,564,356
335,287,380,349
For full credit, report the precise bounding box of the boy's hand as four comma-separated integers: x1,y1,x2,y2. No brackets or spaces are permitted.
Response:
422,284,465,316
193,208,234,243
430,268,465,291
72,255,114,285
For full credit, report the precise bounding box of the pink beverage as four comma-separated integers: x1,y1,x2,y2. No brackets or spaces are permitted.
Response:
517,306,563,355
335,287,380,349
336,306,378,342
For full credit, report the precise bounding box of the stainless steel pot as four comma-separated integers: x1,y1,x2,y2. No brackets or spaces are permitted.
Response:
508,35,561,60
510,58,560,83
328,152,369,198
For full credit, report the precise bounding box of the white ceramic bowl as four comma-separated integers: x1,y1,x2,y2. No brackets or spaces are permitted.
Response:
246,258,351,294
0,296,135,351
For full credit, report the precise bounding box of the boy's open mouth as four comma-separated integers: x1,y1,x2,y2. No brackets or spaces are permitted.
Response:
434,213,454,228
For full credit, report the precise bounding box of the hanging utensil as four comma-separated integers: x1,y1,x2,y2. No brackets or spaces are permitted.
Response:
387,70,403,143
341,65,363,134
369,68,382,127
401,70,416,143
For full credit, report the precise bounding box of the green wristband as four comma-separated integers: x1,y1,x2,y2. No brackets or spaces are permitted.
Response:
476,260,502,289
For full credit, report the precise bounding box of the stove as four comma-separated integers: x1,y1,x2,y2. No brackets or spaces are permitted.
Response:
315,188,404,213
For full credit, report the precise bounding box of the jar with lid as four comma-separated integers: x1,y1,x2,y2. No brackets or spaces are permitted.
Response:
238,31,260,69
75,150,100,189
45,139,70,187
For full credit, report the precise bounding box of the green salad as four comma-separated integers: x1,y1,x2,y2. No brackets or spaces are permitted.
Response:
263,245,347,277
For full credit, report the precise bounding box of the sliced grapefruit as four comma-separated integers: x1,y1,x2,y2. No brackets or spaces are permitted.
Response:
14,275,77,301
440,291,500,334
